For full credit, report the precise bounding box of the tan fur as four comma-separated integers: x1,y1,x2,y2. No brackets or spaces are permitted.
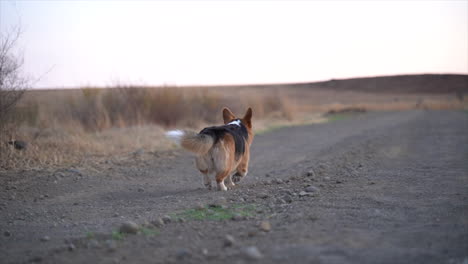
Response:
176,107,254,191
179,130,214,156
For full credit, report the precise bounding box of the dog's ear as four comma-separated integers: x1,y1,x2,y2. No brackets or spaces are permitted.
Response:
222,107,236,124
243,107,253,128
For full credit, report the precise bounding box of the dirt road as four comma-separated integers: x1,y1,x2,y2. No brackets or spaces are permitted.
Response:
1,110,467,264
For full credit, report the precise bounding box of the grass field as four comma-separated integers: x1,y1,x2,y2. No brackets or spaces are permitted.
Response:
1,74,467,170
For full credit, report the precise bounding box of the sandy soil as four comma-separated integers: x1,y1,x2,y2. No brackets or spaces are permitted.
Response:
1,110,467,264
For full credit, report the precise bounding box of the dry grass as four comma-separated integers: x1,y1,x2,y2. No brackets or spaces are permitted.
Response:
1,83,466,171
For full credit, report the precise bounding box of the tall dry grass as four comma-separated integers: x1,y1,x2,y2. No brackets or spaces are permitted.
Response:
1,83,466,171
0,86,298,170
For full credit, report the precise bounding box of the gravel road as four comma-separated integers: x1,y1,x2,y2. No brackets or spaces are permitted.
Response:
1,110,467,264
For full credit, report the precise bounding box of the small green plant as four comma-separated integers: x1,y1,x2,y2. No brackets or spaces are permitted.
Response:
86,232,95,239
111,230,124,240
139,227,159,237
174,204,257,221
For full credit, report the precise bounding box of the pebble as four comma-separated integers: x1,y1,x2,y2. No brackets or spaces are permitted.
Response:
175,248,191,259
151,218,164,227
119,221,139,234
259,221,271,232
67,243,76,251
195,203,205,210
67,168,82,175
223,234,235,247
299,191,309,197
306,170,316,177
137,188,145,192
275,198,286,204
242,246,263,260
40,236,50,242
209,197,227,208
231,214,246,221
257,193,269,199
305,186,320,193
274,178,283,184
4,231,11,237
282,195,293,203
162,215,172,224
336,180,343,184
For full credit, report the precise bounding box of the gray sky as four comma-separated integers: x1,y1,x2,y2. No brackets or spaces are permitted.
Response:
1,0,467,88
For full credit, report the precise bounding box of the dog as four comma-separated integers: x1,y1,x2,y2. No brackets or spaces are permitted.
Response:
166,107,253,191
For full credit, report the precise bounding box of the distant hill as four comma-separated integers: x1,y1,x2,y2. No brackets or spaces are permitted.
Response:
304,74,468,94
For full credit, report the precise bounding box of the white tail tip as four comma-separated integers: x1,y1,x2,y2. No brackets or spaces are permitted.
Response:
166,130,184,145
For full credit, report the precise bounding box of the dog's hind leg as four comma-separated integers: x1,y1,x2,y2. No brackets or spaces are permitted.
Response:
215,171,230,191
226,173,236,188
196,157,212,190
199,170,212,190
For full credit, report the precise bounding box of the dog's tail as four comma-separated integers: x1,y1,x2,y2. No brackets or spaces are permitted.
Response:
165,130,214,156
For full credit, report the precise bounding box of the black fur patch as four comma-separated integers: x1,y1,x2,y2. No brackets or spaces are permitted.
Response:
199,119,249,160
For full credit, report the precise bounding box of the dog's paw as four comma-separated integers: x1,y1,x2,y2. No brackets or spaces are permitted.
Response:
232,172,243,183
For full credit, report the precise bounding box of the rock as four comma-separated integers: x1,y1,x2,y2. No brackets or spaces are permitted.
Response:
137,188,144,192
223,234,235,247
209,197,227,208
40,236,50,242
257,193,269,199
247,231,257,237
195,203,205,210
324,176,331,181
275,198,286,204
259,221,271,232
151,218,164,227
4,231,11,237
67,168,82,175
162,215,172,224
336,180,343,184
119,221,139,234
242,246,263,260
306,170,316,177
67,243,76,251
231,214,246,221
299,191,308,197
305,186,320,193
274,178,284,184
282,195,293,203
175,248,191,259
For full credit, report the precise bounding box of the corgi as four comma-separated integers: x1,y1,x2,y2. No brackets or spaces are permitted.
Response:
166,107,254,191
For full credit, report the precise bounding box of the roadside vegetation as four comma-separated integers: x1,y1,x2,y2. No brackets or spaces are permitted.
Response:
1,75,467,170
